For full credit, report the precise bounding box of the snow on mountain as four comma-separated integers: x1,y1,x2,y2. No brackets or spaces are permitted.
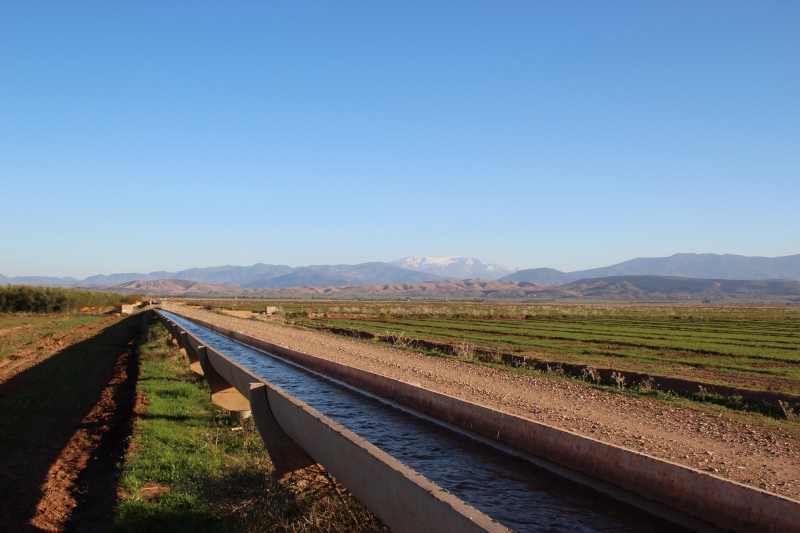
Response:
390,257,519,280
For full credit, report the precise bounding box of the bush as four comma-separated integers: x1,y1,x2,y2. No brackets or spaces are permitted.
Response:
0,285,143,313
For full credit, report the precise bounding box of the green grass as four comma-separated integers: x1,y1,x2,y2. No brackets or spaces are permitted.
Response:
60,316,103,326
289,307,800,394
114,313,387,533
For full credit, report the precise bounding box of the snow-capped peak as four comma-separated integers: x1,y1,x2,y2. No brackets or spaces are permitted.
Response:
390,256,519,280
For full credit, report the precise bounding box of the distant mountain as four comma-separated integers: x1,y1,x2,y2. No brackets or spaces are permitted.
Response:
81,271,175,286
4,262,439,290
80,264,293,287
560,276,800,301
569,253,800,281
96,274,800,301
101,279,257,296
243,262,446,289
251,279,551,299
501,253,800,284
8,253,799,291
391,257,518,280
143,275,796,301
499,268,578,286
0,274,80,287
169,264,293,286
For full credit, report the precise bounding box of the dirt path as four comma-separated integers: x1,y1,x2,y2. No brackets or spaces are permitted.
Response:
164,303,800,501
0,314,141,532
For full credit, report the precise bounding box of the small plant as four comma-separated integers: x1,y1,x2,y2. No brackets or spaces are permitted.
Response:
480,351,502,363
638,377,656,393
454,342,476,360
394,332,413,348
581,366,600,384
725,395,745,410
698,385,708,399
779,401,797,421
546,363,564,376
611,371,626,390
385,330,413,348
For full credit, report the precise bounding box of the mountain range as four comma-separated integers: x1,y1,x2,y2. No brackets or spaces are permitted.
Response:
2,253,799,290
101,275,800,302
0,262,446,290
390,257,517,280
500,253,800,284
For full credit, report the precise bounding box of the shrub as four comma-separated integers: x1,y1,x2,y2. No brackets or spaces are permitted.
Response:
0,285,142,313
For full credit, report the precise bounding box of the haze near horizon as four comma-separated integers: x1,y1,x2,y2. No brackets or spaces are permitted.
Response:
1,1,797,278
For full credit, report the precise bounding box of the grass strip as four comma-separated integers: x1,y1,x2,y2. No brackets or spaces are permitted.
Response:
275,319,800,436
113,312,388,533
302,314,800,388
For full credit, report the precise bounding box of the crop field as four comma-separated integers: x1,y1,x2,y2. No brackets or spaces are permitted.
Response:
0,312,124,378
0,311,141,531
181,300,800,395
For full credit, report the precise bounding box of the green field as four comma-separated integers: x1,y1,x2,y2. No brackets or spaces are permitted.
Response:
320,308,800,394
0,313,111,361
182,300,800,395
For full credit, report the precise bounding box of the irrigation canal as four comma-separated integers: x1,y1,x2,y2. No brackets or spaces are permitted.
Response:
163,311,693,533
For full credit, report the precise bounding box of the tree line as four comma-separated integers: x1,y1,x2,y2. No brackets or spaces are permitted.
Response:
0,285,145,313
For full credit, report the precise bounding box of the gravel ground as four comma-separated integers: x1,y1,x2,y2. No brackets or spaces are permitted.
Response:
163,303,800,501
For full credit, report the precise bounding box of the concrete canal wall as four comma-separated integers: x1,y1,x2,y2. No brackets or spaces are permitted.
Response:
155,310,508,533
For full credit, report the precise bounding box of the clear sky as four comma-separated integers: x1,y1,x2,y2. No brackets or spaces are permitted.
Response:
2,1,798,279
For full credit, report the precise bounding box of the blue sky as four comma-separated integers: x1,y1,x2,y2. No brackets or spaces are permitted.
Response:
2,1,798,278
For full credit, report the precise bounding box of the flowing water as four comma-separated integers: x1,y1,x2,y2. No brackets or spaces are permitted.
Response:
163,311,692,533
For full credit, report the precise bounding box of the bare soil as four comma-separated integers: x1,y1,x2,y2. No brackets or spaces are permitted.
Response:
0,317,118,383
219,309,260,319
0,314,141,532
164,303,800,501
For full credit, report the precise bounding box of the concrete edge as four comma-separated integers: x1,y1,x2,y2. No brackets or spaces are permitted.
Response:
156,311,509,533
262,381,510,533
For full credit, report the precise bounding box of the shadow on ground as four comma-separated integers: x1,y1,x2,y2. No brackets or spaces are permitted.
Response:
0,313,142,532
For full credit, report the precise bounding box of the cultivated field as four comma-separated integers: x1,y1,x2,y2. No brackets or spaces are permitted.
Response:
182,300,800,396
0,311,140,531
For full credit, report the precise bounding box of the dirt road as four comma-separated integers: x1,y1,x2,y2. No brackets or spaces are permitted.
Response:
164,303,800,501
